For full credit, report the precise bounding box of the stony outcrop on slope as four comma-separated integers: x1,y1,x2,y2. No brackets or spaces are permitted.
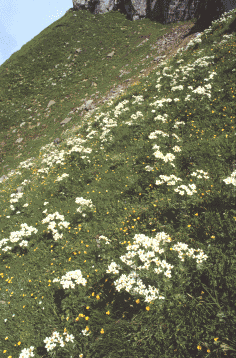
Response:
72,0,236,24
72,0,200,24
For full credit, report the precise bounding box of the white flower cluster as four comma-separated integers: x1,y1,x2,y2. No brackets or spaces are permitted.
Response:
15,7,236,358
43,330,75,352
19,346,34,358
52,269,87,289
0,223,38,253
9,191,24,203
41,211,70,241
54,173,69,182
105,232,208,303
75,197,95,216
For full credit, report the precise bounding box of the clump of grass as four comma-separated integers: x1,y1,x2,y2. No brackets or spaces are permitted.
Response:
0,7,236,358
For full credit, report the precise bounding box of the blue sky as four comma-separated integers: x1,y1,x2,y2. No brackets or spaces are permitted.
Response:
0,0,72,67
1,0,236,68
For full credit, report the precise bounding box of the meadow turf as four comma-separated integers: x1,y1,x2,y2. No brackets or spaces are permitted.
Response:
0,7,236,358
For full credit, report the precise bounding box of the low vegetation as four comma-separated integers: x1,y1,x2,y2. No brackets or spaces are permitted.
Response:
0,7,236,358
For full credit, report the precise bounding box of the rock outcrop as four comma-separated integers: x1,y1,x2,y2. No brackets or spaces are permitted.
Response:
72,0,201,24
72,0,236,24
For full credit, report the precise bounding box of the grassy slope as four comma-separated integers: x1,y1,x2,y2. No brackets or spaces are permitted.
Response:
0,9,198,177
0,7,236,358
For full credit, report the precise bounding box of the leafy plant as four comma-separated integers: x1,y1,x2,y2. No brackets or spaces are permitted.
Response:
0,7,236,358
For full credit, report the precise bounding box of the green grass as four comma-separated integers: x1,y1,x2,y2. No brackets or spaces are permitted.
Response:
0,7,236,358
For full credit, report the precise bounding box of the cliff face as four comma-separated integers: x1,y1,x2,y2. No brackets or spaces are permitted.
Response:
162,0,200,24
72,0,197,23
72,0,199,24
72,0,236,24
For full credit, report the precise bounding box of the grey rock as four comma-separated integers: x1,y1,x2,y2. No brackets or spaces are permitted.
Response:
53,138,62,145
60,117,72,126
107,50,115,58
72,0,236,24
46,100,56,109
72,0,201,24
0,175,9,184
79,99,95,111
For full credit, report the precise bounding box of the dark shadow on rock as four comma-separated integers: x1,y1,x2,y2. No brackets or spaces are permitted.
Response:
181,1,233,39
146,0,171,24
117,0,134,21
